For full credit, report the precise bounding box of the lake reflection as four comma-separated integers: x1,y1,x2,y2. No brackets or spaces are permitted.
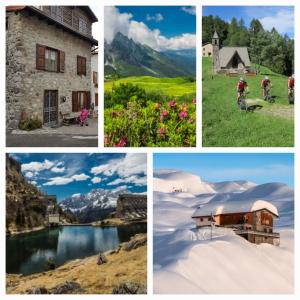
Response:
6,224,147,275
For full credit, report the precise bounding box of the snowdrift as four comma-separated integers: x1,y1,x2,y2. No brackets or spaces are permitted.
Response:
153,169,294,293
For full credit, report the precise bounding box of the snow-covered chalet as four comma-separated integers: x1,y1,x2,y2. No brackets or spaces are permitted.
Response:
192,199,280,245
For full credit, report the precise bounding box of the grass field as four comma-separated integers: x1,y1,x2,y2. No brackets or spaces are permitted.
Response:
105,76,196,97
202,57,294,147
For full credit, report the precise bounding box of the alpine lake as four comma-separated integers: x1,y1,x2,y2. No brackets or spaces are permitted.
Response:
6,223,147,275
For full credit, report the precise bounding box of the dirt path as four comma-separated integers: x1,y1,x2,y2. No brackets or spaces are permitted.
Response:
259,104,294,120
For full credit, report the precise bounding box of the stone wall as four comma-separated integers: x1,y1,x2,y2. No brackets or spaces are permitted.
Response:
6,10,92,130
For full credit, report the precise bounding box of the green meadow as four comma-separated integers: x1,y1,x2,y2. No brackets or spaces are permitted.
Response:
202,57,294,147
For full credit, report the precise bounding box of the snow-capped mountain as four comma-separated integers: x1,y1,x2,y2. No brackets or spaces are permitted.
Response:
153,169,294,293
59,186,130,223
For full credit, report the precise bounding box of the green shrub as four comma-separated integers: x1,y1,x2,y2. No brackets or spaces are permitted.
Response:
104,98,196,147
19,117,42,131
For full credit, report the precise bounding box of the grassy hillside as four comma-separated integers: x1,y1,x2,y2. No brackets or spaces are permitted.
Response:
105,76,196,97
202,58,294,147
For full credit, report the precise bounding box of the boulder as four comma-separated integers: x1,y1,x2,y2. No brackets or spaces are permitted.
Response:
97,252,107,265
26,286,48,294
50,281,84,294
112,282,147,294
123,234,147,251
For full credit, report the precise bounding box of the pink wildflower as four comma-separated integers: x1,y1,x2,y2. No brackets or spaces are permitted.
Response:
179,111,188,119
116,136,127,147
160,109,169,120
168,99,176,108
157,127,166,137
193,98,196,105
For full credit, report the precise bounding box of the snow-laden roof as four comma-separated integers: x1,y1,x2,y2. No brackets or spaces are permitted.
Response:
192,199,279,218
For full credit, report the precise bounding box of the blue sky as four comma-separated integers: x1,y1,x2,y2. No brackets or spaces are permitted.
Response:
154,153,294,187
203,6,294,38
118,6,196,37
104,6,196,51
11,153,147,201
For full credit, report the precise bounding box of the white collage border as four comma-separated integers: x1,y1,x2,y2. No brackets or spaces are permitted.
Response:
0,0,298,299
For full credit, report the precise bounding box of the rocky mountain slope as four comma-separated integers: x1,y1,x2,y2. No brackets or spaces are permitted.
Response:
104,32,195,78
6,155,75,234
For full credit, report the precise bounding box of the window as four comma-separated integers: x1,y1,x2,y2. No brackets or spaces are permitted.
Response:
72,91,90,112
93,71,98,86
79,17,87,34
36,44,65,73
77,56,86,76
50,6,62,22
200,218,203,222
45,48,58,72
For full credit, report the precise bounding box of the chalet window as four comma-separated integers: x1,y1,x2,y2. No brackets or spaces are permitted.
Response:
72,91,91,112
79,17,87,34
93,71,98,86
77,56,86,76
36,44,65,73
50,6,62,22
200,218,203,222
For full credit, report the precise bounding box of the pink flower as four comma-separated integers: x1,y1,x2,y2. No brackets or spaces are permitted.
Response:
157,127,166,137
104,135,110,146
168,99,176,108
179,111,188,119
155,103,162,110
193,98,196,105
160,109,169,121
116,136,127,147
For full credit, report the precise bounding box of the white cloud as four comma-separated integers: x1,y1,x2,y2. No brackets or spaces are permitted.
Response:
91,153,147,178
51,166,65,173
259,9,294,36
72,193,81,198
43,177,74,186
25,171,34,178
22,159,54,173
146,13,164,23
181,6,196,16
30,180,37,185
72,173,90,181
108,175,147,186
104,6,196,51
91,177,102,184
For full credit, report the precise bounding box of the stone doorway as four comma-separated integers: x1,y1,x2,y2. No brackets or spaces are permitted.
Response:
44,90,58,127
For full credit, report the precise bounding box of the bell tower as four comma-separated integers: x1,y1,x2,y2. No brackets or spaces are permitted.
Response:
212,31,220,73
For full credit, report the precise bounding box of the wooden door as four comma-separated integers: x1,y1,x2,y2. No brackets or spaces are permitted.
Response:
44,90,58,126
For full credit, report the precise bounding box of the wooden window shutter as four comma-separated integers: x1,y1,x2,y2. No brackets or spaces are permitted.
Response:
58,51,65,73
72,91,78,112
83,57,86,76
77,56,81,75
85,91,91,109
36,44,45,70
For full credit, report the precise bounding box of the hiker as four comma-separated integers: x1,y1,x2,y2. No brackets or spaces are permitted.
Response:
79,106,89,126
288,74,294,96
236,77,248,103
261,76,272,98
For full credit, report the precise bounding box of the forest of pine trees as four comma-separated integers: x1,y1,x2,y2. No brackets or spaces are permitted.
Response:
202,16,294,76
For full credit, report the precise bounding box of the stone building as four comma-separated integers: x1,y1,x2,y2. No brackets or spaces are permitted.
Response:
192,199,280,245
212,31,251,74
116,194,147,221
91,49,98,116
6,6,98,129
202,43,213,57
